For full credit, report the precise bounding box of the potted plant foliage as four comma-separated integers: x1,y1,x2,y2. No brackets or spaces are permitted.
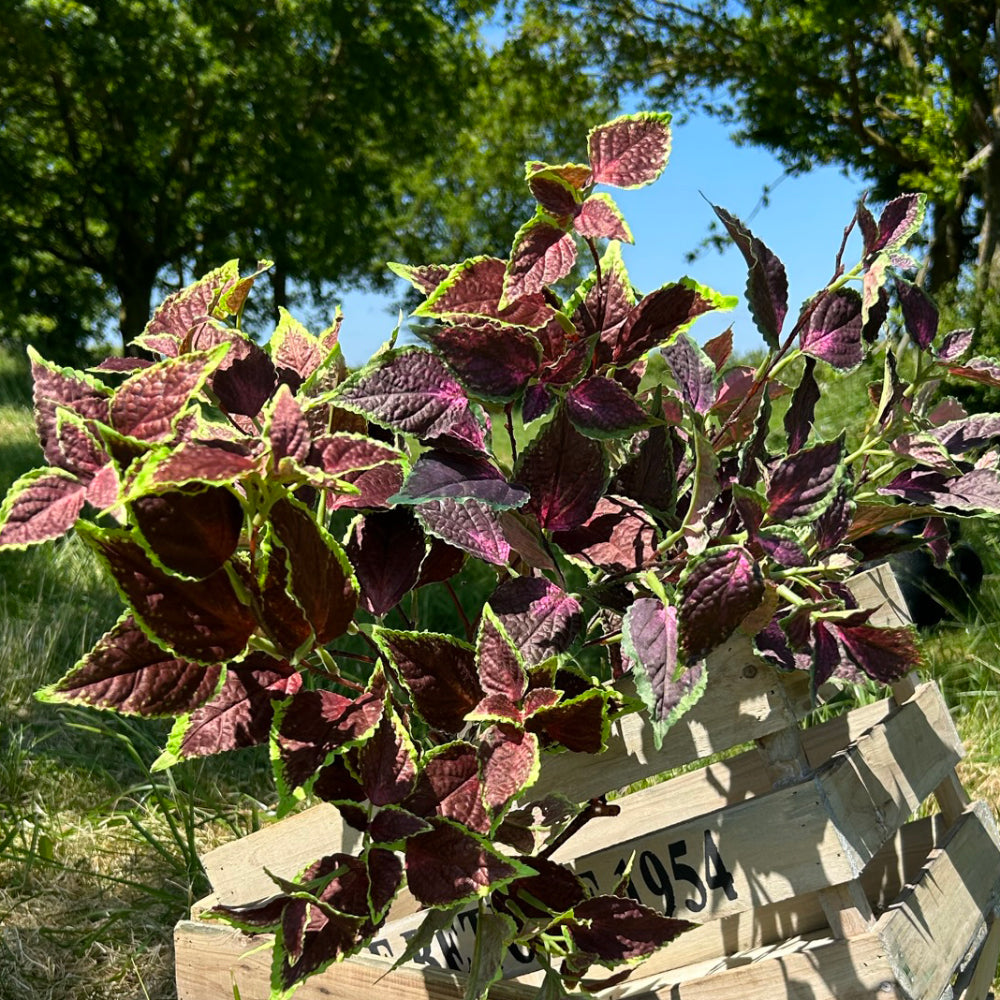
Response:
3,113,999,999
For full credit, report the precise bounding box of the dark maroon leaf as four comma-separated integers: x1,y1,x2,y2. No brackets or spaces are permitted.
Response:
427,324,541,401
814,485,853,551
41,615,221,716
30,349,112,468
404,821,522,907
81,526,255,662
879,467,1000,513
929,413,1000,455
415,256,554,330
622,599,706,746
662,332,717,413
212,345,277,417
357,712,417,806
565,895,691,962
527,169,585,217
414,535,466,587
757,527,808,567
527,690,610,753
370,807,432,845
140,441,259,490
588,112,672,189
895,277,938,349
375,630,481,733
172,654,300,760
801,289,863,371
552,496,658,573
480,727,539,810
574,194,632,242
766,437,844,524
703,328,733,371
312,753,366,807
267,385,311,464
784,358,820,453
387,261,453,296
131,486,242,579
490,577,582,666
405,742,489,832
612,426,677,513
394,451,528,509
346,508,426,615
517,408,606,531
856,198,879,255
937,328,974,363
335,350,485,454
862,281,890,343
0,469,86,548
615,283,716,365
947,357,1000,389
277,686,385,790
565,376,648,438
498,856,588,918
712,205,787,348
678,546,764,662
268,498,358,644
834,623,923,683
416,497,511,565
477,609,528,702
503,215,577,304
111,351,223,442
313,434,405,479
523,384,553,423
873,194,925,253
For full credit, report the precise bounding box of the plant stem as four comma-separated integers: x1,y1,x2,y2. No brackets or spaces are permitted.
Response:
537,796,621,861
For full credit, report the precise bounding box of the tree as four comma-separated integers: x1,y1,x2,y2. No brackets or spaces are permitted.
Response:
557,1,998,296
0,0,611,360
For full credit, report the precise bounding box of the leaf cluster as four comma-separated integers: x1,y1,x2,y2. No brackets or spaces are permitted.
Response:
4,113,1000,998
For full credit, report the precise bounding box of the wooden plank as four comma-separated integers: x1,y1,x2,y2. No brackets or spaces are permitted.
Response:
173,920,536,1000
847,562,911,628
953,916,1000,1000
877,802,1000,1000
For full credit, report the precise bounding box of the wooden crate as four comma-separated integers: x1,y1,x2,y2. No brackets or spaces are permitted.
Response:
174,566,1000,999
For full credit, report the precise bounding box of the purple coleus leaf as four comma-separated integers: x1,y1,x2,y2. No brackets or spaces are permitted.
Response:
574,193,633,242
489,577,583,666
712,205,787,348
831,623,923,684
0,469,87,549
516,408,607,531
527,165,588,216
476,608,528,703
613,425,678,514
110,347,228,442
415,256,554,330
502,213,577,306
345,508,426,616
527,689,611,753
416,497,511,565
393,450,528,509
622,599,707,748
405,741,489,833
480,726,540,810
29,347,112,467
375,629,481,734
131,440,259,492
565,376,649,439
678,545,764,662
79,524,255,663
801,289,864,371
552,495,658,573
784,358,820,453
426,323,541,401
662,331,717,413
947,357,1000,390
928,413,1000,455
335,349,485,455
212,343,277,418
50,409,110,481
131,486,242,580
164,653,301,761
563,895,692,963
39,614,222,716
265,498,358,645
268,307,324,382
766,436,845,524
266,384,311,465
387,260,453,296
937,328,974,363
588,112,672,189
357,710,418,807
614,281,717,365
277,682,385,791
756,526,809,567
871,193,926,254
894,277,938,349
879,467,1000,513
404,820,527,907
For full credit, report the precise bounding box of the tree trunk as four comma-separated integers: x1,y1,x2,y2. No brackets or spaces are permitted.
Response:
976,141,1000,302
118,273,155,356
927,186,972,293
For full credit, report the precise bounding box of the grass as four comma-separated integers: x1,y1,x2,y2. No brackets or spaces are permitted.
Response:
0,345,998,997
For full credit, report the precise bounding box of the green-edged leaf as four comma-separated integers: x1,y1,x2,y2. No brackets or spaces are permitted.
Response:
0,467,86,549
588,112,672,189
268,307,324,382
574,193,633,242
501,212,577,307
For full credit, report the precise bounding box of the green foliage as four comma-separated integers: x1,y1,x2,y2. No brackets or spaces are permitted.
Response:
0,1,611,358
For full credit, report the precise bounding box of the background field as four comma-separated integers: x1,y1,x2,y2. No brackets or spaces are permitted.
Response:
0,348,997,1000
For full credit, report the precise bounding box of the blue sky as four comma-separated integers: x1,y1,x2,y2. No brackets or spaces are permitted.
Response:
332,111,868,367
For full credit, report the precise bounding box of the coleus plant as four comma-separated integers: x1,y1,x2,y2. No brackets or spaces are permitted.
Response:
3,112,1000,999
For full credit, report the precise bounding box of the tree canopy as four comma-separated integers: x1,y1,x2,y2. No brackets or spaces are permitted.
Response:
560,0,998,297
0,0,612,360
